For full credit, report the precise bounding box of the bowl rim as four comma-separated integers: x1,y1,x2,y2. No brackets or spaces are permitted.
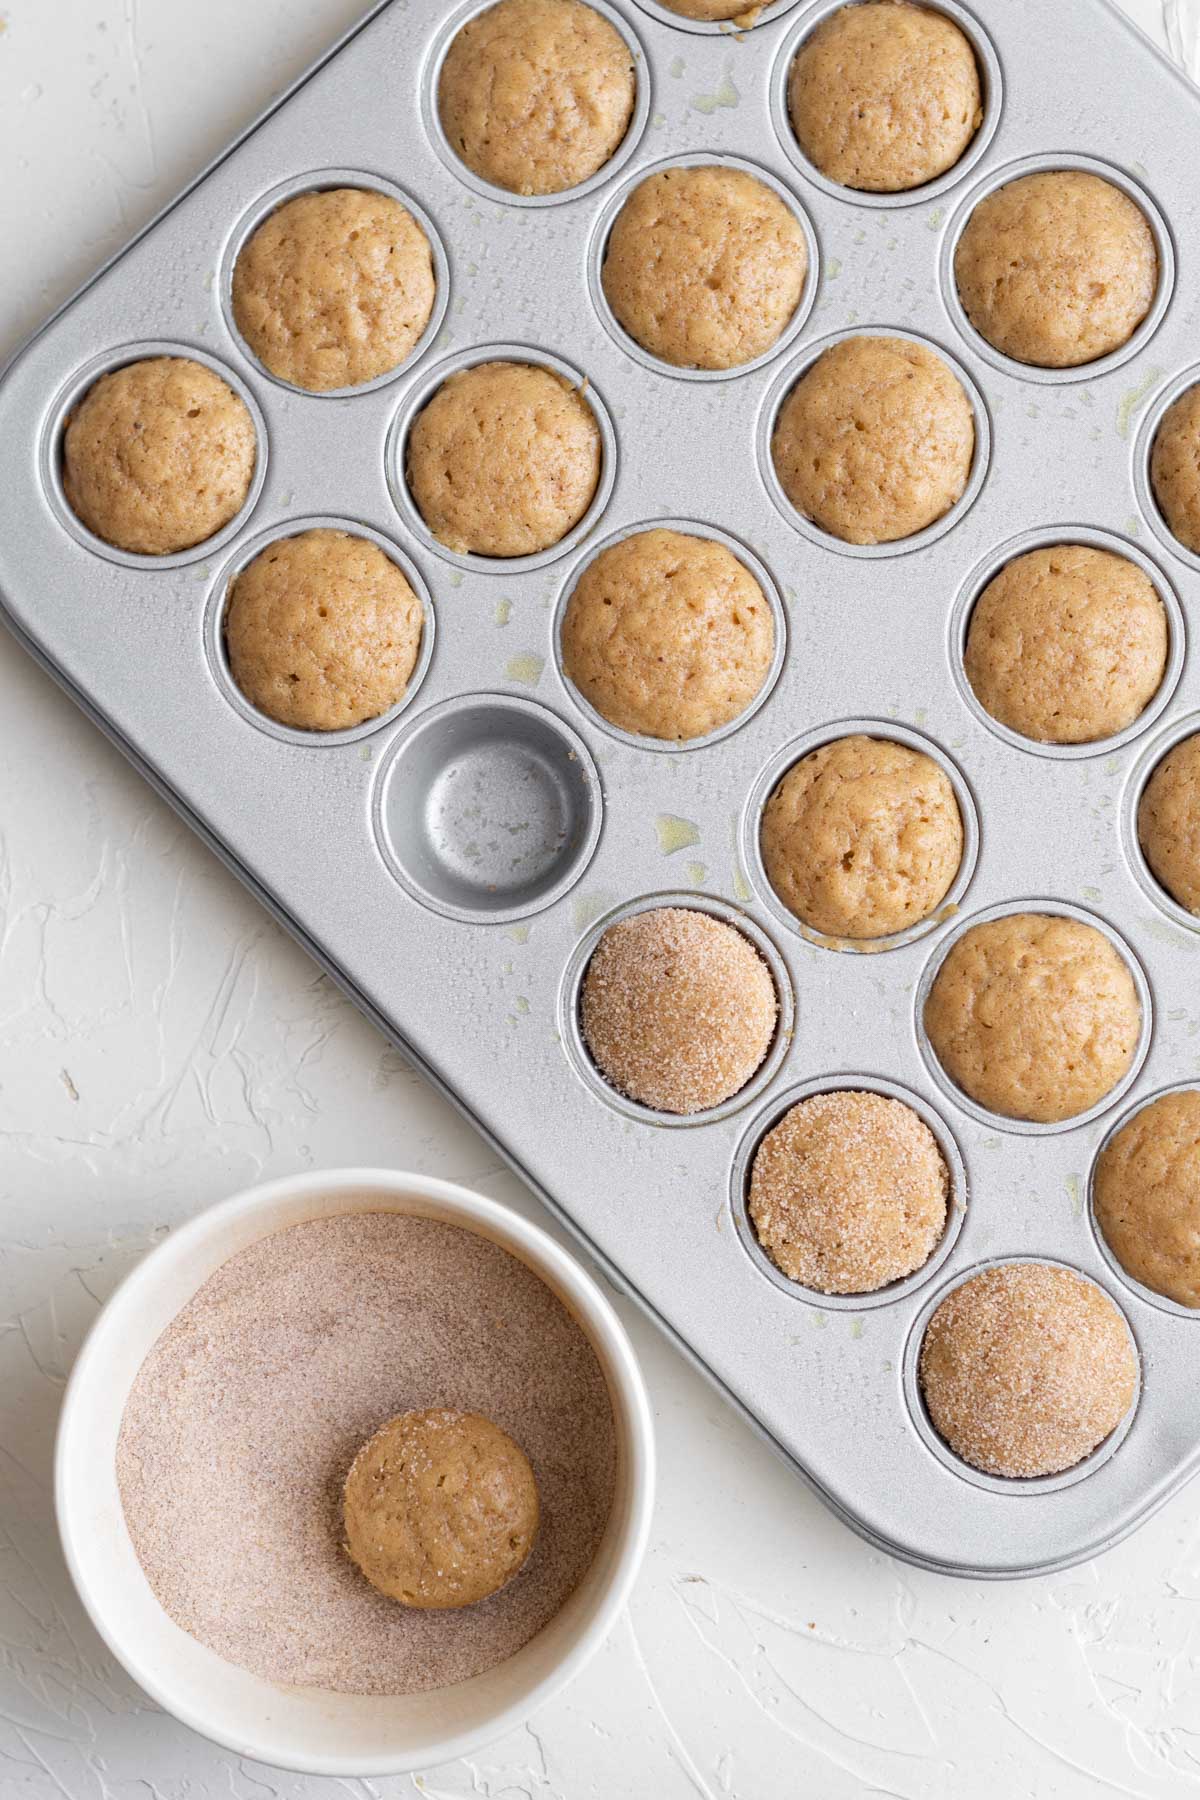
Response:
54,1166,657,1776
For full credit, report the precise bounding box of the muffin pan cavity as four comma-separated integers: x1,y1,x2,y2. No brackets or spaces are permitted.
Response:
423,0,651,207
558,892,794,1127
769,0,1003,210
730,1074,967,1312
587,153,820,383
1087,1080,1200,1321
940,153,1175,386
903,1257,1141,1497
41,340,268,570
552,517,787,752
203,516,436,748
949,526,1185,761
626,0,806,41
372,693,602,923
756,326,990,558
915,899,1153,1136
219,169,450,398
1120,711,1200,932
1133,364,1200,575
741,718,979,952
387,343,616,573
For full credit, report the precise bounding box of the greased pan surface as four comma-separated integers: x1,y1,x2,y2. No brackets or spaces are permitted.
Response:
3,0,1200,1575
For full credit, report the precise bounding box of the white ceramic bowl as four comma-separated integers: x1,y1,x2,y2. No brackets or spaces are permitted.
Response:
55,1168,655,1775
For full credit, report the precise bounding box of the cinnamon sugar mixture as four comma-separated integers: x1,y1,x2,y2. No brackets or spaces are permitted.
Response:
115,1212,617,1695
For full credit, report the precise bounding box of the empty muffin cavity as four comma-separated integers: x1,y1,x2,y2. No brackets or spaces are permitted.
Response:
373,694,602,923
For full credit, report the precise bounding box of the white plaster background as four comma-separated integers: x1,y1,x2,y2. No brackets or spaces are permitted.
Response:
3,2,1200,1794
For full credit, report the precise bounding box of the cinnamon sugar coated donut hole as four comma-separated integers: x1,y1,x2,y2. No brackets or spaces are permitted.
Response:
1094,1089,1200,1308
342,1408,539,1610
1150,384,1200,555
924,913,1141,1123
964,544,1168,745
62,356,256,555
788,2,982,194
601,165,808,371
231,188,435,392
406,361,601,557
919,1263,1137,1478
749,1091,949,1294
225,528,423,732
561,528,774,741
580,907,777,1114
954,171,1158,369
760,734,963,940
1138,731,1200,915
438,0,635,198
770,335,974,544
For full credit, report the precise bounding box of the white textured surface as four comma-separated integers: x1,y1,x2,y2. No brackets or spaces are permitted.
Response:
3,2,1200,1793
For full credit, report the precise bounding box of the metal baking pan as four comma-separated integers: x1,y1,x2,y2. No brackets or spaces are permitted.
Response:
3,0,1199,1576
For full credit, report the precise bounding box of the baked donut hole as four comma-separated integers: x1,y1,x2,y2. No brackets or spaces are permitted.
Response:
560,527,775,742
62,356,256,556
749,1089,950,1294
923,911,1141,1124
1094,1088,1200,1308
600,164,809,372
770,335,975,545
438,0,636,198
787,2,983,194
224,528,424,732
231,187,435,391
919,1262,1137,1478
655,0,769,21
964,544,1168,746
406,360,602,557
1137,730,1200,916
1150,383,1200,556
760,733,964,940
954,169,1158,369
343,1407,539,1609
580,906,777,1115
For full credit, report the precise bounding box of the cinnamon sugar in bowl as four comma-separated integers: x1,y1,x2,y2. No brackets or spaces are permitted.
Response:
55,1169,654,1775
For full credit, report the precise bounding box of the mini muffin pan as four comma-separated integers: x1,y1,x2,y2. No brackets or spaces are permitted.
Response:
3,0,1200,1577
